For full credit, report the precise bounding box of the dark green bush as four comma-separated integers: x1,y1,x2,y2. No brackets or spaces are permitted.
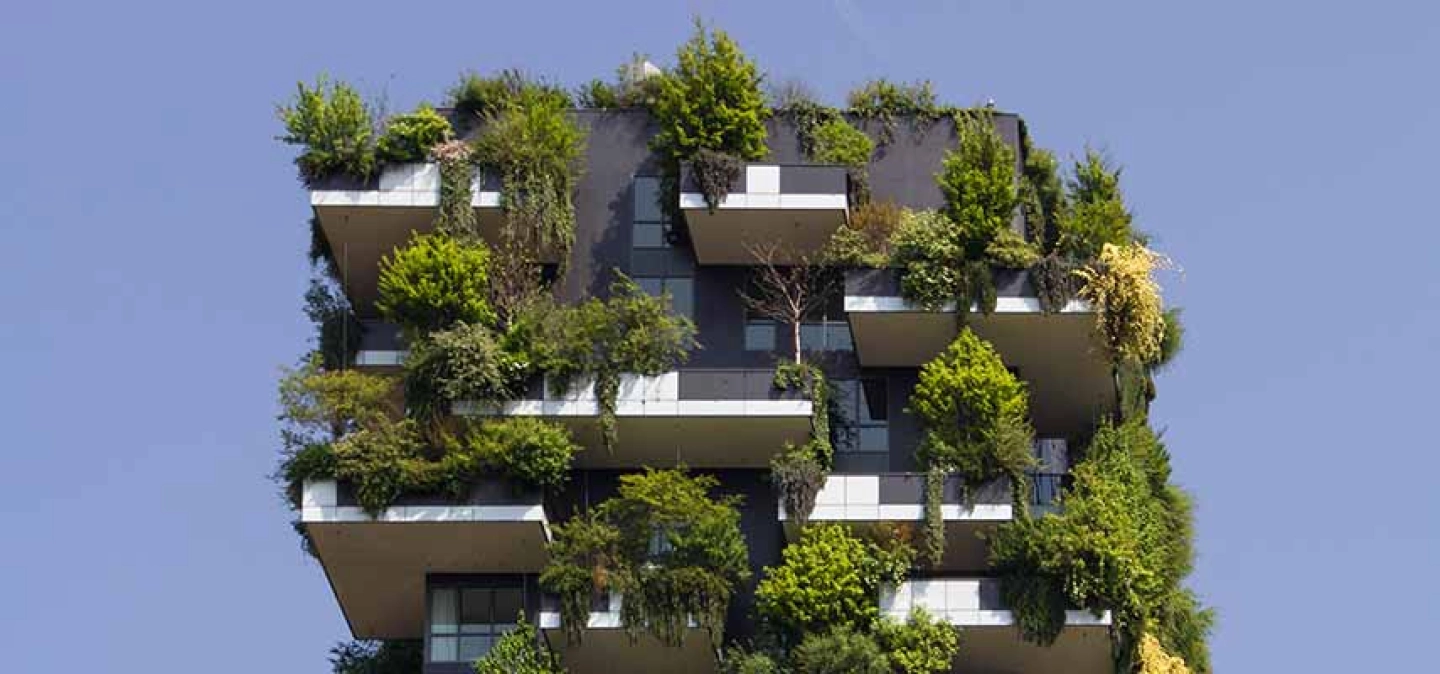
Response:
984,228,1041,269
1030,254,1080,314
375,232,495,337
824,200,902,267
793,627,890,674
448,69,570,126
692,148,744,211
1058,150,1135,259
402,322,529,420
464,417,579,490
374,104,452,164
936,112,1019,256
278,77,374,185
328,640,422,674
890,210,997,314
771,443,824,525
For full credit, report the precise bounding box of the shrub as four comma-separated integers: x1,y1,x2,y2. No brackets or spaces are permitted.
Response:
720,649,781,674
276,359,400,500
692,148,744,211
429,140,477,239
771,443,824,525
376,232,495,337
576,55,665,109
448,69,570,126
403,322,529,420
910,329,1036,485
374,104,452,164
330,420,428,515
471,86,587,258
984,228,1041,269
874,608,961,674
1074,243,1170,366
1020,140,1066,252
936,112,1019,256
891,210,996,314
792,627,890,674
1058,150,1135,259
277,76,374,185
651,21,769,162
473,616,563,674
1030,254,1080,314
811,118,874,168
756,523,911,636
465,417,578,490
846,79,939,144
1137,633,1192,674
825,200,902,267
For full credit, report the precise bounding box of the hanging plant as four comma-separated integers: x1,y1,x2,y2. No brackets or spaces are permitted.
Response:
1074,243,1171,366
692,148,744,212
431,140,478,240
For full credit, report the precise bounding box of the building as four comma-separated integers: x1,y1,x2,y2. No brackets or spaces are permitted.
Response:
284,67,1185,671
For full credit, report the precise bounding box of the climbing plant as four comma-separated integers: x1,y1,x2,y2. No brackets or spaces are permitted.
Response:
845,79,941,144
430,140,478,240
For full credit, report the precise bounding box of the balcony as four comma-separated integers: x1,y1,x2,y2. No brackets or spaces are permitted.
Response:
679,163,850,264
882,578,1111,674
299,478,550,639
844,268,1113,436
311,163,522,316
353,319,406,369
537,593,715,674
453,369,812,468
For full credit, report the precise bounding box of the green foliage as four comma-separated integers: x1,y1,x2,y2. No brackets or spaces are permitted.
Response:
431,140,478,239
651,21,769,162
375,104,452,164
720,648,781,674
403,322,529,421
810,118,874,168
276,359,399,502
692,148,745,212
988,422,1205,652
470,85,587,260
1058,150,1135,259
328,640,422,674
1030,254,1080,314
575,55,665,109
1138,632,1192,674
890,209,996,314
792,627,890,674
448,70,570,127
921,466,946,568
985,228,1041,269
473,615,565,674
773,82,843,158
911,329,1036,487
825,200,902,268
756,523,912,637
464,417,579,491
541,469,750,647
936,112,1019,256
1156,308,1186,370
1020,139,1067,253
845,79,939,144
771,443,824,526
874,608,961,674
772,362,833,469
278,76,375,185
539,274,697,452
376,232,495,337
305,273,363,370
1074,243,1170,366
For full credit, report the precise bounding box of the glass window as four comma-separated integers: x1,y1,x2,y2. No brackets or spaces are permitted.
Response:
636,276,694,320
745,320,776,351
632,177,670,249
833,378,888,454
429,584,524,663
800,319,854,352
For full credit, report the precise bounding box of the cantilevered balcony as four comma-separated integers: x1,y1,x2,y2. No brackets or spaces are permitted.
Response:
453,369,812,468
538,593,715,673
845,268,1113,436
312,163,528,315
352,319,406,369
300,478,550,639
882,578,1112,674
679,163,850,264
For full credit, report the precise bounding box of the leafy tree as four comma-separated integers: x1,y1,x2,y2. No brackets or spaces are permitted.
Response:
448,69,570,127
792,627,890,674
1020,139,1067,253
756,523,912,637
304,272,362,370
473,615,564,674
376,232,495,338
874,608,961,674
278,76,375,185
1059,150,1135,259
463,417,579,491
328,640,421,674
890,209,997,314
651,20,769,162
935,112,1019,257
375,104,453,164
403,322,529,421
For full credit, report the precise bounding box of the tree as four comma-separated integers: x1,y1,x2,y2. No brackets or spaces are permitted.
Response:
755,523,911,637
474,616,564,674
375,232,495,338
1059,150,1135,259
328,640,421,674
874,608,961,674
738,242,837,364
277,76,374,185
792,627,890,674
651,20,769,162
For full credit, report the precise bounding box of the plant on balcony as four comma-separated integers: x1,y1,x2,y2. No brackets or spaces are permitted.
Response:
328,639,422,674
984,228,1041,269
719,648,782,674
740,243,838,365
1058,150,1137,260
756,523,912,638
692,147,744,211
874,608,961,674
810,117,875,204
540,469,750,648
402,321,529,421
920,466,945,568
845,79,940,145
792,626,890,674
1075,243,1171,367
651,20,769,164
374,104,453,164
538,274,697,452
277,76,375,185
1138,632,1193,674
769,361,834,524
1020,135,1067,252
448,69,570,129
825,200,903,268
431,140,478,240
987,421,1211,670
304,272,363,371
910,328,1036,514
474,615,564,674
937,111,1020,258
463,417,580,491
891,209,996,315
1030,254,1081,314
576,54,666,110
376,232,495,338
470,84,587,262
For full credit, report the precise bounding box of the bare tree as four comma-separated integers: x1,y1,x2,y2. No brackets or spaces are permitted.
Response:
738,241,838,364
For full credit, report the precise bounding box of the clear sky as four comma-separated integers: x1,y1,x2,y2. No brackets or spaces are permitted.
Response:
2,1,1436,671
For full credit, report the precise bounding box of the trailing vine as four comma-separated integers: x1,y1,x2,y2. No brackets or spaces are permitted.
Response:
431,140,477,240
770,361,834,525
921,465,945,568
692,148,744,212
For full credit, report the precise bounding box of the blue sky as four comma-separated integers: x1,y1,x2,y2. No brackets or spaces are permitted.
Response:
1,1,1435,671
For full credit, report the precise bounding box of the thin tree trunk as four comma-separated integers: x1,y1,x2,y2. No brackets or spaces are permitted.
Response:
791,321,802,364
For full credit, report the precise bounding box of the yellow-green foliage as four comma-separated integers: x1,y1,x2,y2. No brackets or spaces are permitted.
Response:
874,608,961,674
375,104,453,164
376,232,495,337
756,523,912,636
1138,633,1192,674
277,76,374,185
651,21,769,161
1075,243,1169,365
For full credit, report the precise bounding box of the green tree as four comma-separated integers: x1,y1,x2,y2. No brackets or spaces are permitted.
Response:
1059,149,1135,259
375,104,453,164
875,608,961,674
328,640,421,674
935,113,1019,256
376,232,495,338
473,616,564,674
651,21,769,161
463,417,579,491
756,523,911,636
278,76,375,185
792,627,890,674
402,322,528,420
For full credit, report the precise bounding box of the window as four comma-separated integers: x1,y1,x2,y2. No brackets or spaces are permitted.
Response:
745,320,777,351
636,276,694,320
428,585,523,663
799,319,854,352
631,177,695,320
632,176,673,249
833,378,888,453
